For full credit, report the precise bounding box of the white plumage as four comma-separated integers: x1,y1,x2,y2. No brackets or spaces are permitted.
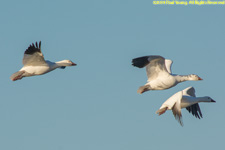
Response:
132,55,202,94
10,41,76,81
156,87,216,126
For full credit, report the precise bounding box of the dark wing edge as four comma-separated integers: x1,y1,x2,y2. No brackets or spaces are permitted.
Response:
186,87,196,97
186,103,203,119
132,56,150,68
24,41,42,55
132,55,165,68
172,101,183,126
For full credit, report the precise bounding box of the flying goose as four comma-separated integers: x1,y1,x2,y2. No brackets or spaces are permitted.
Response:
132,55,202,94
10,41,76,81
156,87,216,126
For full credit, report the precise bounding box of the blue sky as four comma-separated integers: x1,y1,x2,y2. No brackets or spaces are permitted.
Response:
1,0,224,150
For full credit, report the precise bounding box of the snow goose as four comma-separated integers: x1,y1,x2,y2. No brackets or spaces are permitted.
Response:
156,87,216,126
10,41,76,81
132,55,202,94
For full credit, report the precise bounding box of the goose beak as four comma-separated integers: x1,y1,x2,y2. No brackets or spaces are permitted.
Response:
71,62,77,66
198,77,203,80
211,99,216,103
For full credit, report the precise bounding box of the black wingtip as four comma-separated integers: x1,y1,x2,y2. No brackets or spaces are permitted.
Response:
24,41,42,55
186,104,203,119
132,56,150,68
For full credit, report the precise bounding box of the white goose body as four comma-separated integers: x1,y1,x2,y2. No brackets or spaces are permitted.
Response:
132,55,202,94
156,87,216,126
10,41,76,81
145,73,177,90
19,62,54,76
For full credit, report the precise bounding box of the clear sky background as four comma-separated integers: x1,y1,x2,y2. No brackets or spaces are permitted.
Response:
1,0,225,150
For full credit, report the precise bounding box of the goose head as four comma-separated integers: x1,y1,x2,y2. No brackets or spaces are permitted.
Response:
201,96,216,103
57,60,77,66
188,74,203,81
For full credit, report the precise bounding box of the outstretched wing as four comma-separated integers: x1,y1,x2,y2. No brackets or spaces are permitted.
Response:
156,90,183,126
183,87,203,119
23,41,47,66
186,104,203,119
172,100,183,126
183,86,196,97
132,55,169,81
165,59,173,74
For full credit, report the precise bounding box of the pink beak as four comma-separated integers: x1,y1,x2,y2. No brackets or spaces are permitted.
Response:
72,62,77,66
198,77,203,80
